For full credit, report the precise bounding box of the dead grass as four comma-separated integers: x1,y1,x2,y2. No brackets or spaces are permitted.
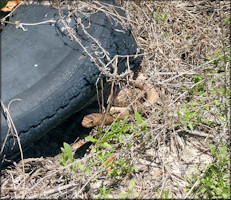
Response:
1,0,230,199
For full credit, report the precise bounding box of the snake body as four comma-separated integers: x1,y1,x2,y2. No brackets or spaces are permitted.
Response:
81,74,159,128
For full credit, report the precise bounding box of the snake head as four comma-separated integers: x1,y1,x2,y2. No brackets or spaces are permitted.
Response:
81,113,103,128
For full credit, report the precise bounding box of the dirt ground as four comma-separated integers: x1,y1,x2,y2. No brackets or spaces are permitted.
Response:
1,0,230,199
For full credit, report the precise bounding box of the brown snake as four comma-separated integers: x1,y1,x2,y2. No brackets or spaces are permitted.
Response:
72,74,159,150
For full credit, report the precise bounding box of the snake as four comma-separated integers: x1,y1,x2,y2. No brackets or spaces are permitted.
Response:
72,74,159,151
81,74,159,128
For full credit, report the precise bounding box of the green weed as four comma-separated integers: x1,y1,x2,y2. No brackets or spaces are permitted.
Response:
119,180,139,199
186,142,230,199
86,111,146,179
157,189,170,199
224,17,231,27
176,47,230,131
206,47,231,67
59,112,147,182
154,7,167,24
59,142,74,166
97,185,113,199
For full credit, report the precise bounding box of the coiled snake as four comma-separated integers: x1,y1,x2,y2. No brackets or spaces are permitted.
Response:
72,74,159,150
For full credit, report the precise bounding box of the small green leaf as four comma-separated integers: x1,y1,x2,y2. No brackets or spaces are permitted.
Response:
85,136,98,143
128,180,135,192
133,192,139,197
222,193,229,199
99,185,106,193
59,155,68,166
166,189,169,197
223,175,229,179
77,162,85,171
60,147,65,153
194,167,201,174
163,14,167,20
178,111,183,116
98,128,103,137
194,75,203,83
63,142,73,160
119,191,127,198
122,115,129,127
135,111,143,124
188,123,193,130
209,144,216,156
100,142,112,148
60,162,68,167
107,188,113,193
200,188,206,193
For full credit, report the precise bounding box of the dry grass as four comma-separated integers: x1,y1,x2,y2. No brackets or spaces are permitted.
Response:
1,0,230,199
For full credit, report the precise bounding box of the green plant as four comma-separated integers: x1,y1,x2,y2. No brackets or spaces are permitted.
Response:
85,115,132,151
119,180,139,199
224,17,231,27
59,142,76,182
86,112,146,153
176,75,207,130
59,142,74,166
106,155,136,178
59,112,146,183
97,185,113,199
157,189,170,199
76,161,91,173
206,48,231,67
154,7,167,24
191,75,205,94
183,34,192,40
176,47,231,131
83,112,146,179
153,6,168,37
186,142,230,199
177,100,215,131
59,142,92,183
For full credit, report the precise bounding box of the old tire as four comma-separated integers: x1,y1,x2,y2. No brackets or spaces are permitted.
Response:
0,3,142,160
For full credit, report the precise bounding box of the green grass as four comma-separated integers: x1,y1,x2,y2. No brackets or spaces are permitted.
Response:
98,185,113,199
176,48,230,132
186,142,230,199
59,45,230,197
118,180,139,199
157,189,170,199
59,112,146,197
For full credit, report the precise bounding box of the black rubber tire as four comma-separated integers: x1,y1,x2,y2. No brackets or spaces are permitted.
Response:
1,3,143,160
